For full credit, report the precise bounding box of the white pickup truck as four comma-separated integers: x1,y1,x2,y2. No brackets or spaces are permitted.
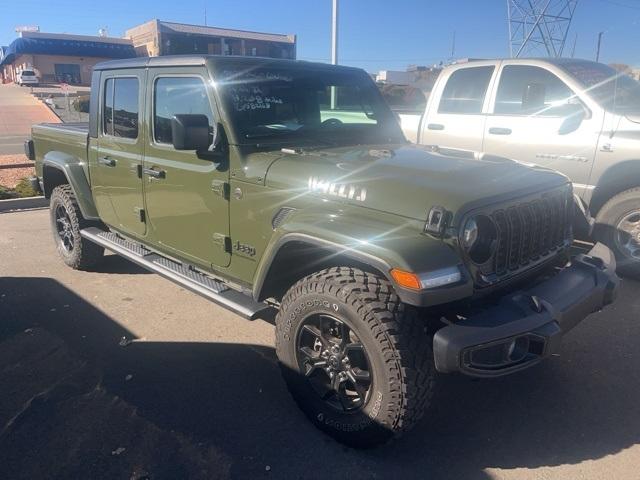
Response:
400,58,640,277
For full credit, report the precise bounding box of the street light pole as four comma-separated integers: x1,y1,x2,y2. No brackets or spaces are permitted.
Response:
331,0,338,65
331,0,338,110
330,0,338,109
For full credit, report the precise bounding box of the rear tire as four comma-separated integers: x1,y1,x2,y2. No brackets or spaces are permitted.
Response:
49,185,104,270
275,267,435,448
595,187,640,279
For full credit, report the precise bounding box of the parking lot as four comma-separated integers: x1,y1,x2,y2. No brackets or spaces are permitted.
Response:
1,208,639,479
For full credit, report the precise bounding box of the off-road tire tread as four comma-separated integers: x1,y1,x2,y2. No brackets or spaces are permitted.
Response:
275,266,435,442
50,185,104,270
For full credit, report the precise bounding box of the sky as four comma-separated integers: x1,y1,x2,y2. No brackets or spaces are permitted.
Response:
2,0,640,72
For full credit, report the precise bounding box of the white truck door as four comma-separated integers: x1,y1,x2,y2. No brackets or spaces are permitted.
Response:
419,63,497,156
483,64,601,195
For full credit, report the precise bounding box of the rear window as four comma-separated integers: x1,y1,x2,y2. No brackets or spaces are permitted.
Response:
438,66,494,114
21,70,35,76
103,77,139,139
379,84,427,112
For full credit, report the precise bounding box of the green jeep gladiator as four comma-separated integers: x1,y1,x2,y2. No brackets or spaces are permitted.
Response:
27,56,619,447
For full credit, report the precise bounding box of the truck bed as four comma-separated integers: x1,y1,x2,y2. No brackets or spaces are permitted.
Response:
32,122,89,178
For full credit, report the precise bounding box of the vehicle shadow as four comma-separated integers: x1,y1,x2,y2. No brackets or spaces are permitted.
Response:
0,276,638,479
97,252,152,275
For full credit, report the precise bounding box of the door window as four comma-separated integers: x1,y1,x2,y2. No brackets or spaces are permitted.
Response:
494,65,576,116
103,77,139,139
438,66,495,114
153,77,214,145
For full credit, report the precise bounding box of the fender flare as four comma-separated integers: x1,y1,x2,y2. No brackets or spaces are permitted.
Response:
42,151,99,220
252,232,394,301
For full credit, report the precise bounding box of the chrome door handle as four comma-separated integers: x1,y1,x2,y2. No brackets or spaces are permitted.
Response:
427,123,445,130
488,127,512,135
98,156,116,167
143,167,166,179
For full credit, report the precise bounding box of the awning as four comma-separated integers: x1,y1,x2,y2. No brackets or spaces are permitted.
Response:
0,36,136,66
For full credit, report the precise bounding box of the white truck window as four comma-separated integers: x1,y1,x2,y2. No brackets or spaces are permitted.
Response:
438,66,494,114
494,65,575,117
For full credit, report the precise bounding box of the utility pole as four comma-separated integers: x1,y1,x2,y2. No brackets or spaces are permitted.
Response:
595,31,604,62
330,0,339,109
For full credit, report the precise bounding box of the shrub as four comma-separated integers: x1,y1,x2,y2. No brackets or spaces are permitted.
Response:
0,185,16,200
13,178,38,198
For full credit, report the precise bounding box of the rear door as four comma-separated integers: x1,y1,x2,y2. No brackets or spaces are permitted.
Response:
483,64,601,190
420,63,497,155
93,70,146,236
142,69,231,270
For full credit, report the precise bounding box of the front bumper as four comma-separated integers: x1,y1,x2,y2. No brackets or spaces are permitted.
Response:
433,243,619,377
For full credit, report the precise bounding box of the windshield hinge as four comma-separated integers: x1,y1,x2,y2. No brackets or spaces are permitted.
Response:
212,233,232,253
211,180,230,200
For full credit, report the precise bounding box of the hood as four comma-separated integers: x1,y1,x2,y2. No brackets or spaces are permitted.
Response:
265,144,568,223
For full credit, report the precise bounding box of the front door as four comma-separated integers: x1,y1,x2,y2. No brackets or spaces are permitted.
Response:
93,70,146,237
142,70,231,269
483,64,601,195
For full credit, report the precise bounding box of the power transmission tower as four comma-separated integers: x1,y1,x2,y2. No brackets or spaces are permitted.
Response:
508,0,578,58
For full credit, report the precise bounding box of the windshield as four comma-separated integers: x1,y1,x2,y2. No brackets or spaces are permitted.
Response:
561,60,640,113
216,62,404,145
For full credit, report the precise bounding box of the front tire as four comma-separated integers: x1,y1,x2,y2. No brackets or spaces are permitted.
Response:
595,187,640,279
275,267,435,448
49,185,104,270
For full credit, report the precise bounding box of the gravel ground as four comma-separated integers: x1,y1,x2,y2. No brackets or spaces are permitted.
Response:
0,154,34,188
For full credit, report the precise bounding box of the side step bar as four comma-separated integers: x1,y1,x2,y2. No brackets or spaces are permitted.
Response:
80,227,273,320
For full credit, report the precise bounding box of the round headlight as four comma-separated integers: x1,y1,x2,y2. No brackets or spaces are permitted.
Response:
462,215,497,265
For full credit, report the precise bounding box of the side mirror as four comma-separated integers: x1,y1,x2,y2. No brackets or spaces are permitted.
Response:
171,114,212,152
522,83,546,111
558,102,589,135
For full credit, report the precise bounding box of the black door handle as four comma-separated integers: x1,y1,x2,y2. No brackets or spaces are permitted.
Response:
488,127,512,135
427,123,445,130
98,156,116,167
143,167,166,179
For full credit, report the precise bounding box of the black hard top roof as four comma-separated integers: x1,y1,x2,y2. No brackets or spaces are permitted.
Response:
93,54,363,73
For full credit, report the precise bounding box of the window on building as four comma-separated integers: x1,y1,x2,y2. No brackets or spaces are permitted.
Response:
153,77,215,145
494,65,576,116
103,77,139,139
438,66,495,114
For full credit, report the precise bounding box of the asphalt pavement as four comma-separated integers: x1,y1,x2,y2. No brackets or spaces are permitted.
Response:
1,209,639,480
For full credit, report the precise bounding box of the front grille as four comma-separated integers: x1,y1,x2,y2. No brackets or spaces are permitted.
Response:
488,186,573,278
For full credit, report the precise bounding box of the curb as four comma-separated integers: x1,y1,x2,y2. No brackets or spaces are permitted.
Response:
0,196,48,213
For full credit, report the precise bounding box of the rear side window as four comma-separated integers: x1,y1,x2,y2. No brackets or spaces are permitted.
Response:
153,77,214,145
494,65,575,116
438,66,494,114
103,77,139,139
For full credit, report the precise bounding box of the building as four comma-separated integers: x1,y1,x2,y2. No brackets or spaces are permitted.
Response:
125,19,296,59
0,31,136,85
